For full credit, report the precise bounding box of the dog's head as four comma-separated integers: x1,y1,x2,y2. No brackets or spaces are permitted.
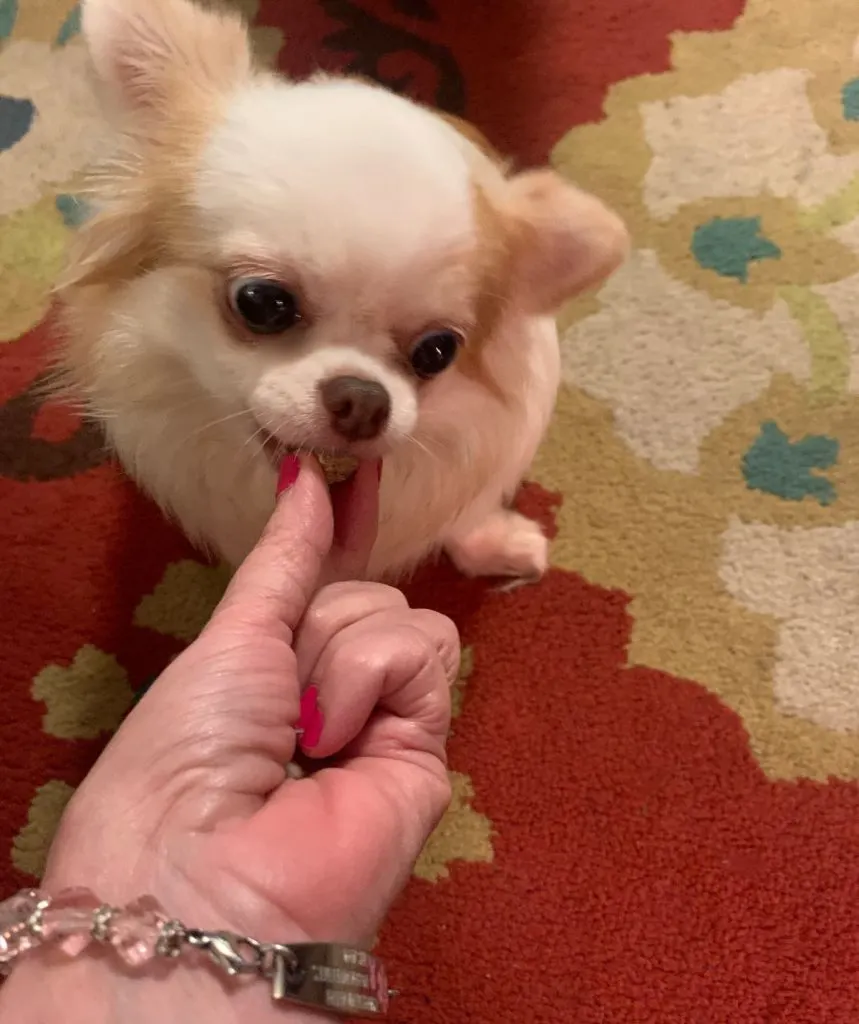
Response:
65,0,628,459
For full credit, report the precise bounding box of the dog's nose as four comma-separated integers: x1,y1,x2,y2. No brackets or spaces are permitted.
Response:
319,375,391,441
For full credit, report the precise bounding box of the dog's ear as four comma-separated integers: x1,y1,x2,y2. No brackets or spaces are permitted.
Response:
81,0,252,117
504,169,629,313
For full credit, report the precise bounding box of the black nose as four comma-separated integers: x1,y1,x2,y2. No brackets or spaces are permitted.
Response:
318,375,391,442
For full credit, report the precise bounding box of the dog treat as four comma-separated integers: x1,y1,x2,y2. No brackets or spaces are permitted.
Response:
317,451,360,484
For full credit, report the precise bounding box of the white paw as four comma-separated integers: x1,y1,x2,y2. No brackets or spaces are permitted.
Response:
447,511,548,583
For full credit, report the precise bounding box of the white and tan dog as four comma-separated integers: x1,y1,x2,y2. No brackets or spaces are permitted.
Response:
56,0,628,582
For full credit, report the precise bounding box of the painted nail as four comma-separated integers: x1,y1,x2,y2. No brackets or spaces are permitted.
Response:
276,454,301,497
296,685,324,749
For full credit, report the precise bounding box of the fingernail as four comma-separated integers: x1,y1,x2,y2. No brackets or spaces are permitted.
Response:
296,685,324,749
276,454,301,497
377,459,383,482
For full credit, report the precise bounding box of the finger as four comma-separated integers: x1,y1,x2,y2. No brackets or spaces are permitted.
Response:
253,619,455,926
208,455,332,640
294,580,408,685
323,459,380,583
300,609,459,759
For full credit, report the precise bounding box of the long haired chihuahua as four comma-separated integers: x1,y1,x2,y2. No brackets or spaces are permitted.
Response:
56,0,628,582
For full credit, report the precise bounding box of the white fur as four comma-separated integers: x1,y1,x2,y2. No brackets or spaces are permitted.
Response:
60,0,628,583
84,250,560,576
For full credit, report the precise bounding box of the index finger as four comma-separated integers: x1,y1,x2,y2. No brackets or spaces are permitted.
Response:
209,455,333,640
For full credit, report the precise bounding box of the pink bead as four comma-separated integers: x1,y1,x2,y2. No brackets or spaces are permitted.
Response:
0,891,39,929
41,887,100,958
0,890,43,963
107,895,167,967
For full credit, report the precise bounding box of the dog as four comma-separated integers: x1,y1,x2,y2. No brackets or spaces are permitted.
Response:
55,0,629,583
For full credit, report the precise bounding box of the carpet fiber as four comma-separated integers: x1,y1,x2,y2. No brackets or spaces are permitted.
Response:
4,0,859,1020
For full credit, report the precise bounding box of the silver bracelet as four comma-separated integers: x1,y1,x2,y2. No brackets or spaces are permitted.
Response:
0,888,393,1018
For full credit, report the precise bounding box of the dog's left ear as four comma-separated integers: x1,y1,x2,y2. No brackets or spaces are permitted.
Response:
82,0,252,118
504,169,629,314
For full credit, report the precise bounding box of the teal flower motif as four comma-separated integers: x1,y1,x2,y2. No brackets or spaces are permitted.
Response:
691,216,781,282
0,95,34,153
742,421,839,506
0,0,16,42
55,192,92,228
55,4,80,46
842,77,859,121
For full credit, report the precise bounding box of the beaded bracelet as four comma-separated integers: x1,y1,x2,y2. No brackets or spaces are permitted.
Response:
0,888,392,1018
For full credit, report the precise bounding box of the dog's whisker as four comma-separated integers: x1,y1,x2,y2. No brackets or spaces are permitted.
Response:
182,407,254,443
403,431,440,461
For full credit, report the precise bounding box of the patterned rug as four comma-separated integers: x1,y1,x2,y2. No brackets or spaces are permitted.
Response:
5,0,859,1019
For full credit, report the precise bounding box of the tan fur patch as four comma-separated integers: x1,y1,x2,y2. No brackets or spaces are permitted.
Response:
428,110,529,403
456,181,520,402
435,111,510,170
59,18,522,411
57,0,252,297
94,0,251,112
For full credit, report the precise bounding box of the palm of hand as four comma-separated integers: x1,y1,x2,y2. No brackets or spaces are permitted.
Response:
43,580,455,950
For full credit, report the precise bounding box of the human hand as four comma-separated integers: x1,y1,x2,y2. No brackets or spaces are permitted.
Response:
0,456,459,1024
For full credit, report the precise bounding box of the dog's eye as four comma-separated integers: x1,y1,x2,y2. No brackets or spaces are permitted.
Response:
229,278,301,335
409,329,461,379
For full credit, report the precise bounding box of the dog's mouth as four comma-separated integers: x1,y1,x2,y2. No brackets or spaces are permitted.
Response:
257,427,360,484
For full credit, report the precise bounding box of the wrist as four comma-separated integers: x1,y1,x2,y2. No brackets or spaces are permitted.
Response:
0,948,333,1024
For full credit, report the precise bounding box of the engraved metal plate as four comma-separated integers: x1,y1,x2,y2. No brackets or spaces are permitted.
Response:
270,943,390,1018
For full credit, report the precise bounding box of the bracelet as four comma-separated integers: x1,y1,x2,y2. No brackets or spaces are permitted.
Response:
0,888,392,1018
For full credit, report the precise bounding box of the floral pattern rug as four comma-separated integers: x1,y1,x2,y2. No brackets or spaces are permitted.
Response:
5,0,859,1020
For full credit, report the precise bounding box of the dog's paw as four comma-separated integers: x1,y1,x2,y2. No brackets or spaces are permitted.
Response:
446,510,548,583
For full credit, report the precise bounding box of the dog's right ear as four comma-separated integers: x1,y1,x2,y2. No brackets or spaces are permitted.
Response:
82,0,252,118
503,169,630,314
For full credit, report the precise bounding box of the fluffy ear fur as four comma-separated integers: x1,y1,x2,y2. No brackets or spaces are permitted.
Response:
81,0,252,117
60,0,254,292
505,169,629,313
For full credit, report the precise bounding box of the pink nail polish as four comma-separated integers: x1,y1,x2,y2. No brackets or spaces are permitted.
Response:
276,454,301,497
296,686,324,749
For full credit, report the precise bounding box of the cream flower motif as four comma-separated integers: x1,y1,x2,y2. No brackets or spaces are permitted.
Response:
560,250,810,473
642,69,859,219
720,517,859,733
0,38,105,217
552,0,859,419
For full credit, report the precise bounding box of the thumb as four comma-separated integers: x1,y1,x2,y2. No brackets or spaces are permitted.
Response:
209,454,333,640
